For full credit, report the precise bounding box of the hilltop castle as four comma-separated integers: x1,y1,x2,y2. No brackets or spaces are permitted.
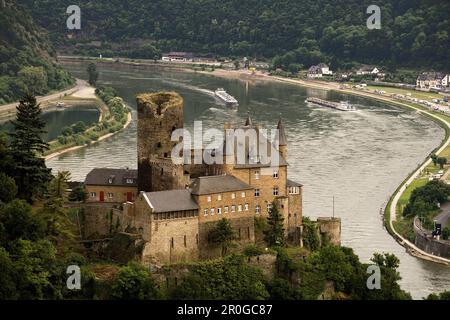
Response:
85,92,306,264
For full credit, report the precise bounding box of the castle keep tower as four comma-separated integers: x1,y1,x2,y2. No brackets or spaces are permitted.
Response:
137,92,188,192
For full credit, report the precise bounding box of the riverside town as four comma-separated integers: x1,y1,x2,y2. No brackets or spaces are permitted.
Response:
0,0,450,315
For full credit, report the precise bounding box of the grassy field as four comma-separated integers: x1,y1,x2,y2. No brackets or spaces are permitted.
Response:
366,85,445,102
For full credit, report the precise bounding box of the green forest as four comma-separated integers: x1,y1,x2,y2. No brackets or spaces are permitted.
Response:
0,1,74,104
19,0,450,71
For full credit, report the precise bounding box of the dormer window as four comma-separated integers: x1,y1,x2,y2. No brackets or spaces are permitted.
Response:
126,178,134,184
108,175,115,184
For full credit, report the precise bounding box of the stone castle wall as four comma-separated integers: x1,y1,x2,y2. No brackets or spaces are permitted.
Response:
82,203,133,238
142,215,200,265
317,217,341,246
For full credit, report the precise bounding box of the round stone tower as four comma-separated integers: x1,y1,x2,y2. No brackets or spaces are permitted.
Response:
137,92,185,192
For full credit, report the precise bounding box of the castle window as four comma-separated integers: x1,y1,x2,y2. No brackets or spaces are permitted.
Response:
196,234,199,244
238,228,241,239
218,207,222,215
203,208,208,216
273,170,279,179
224,206,229,213
107,192,114,199
273,187,279,196
207,196,211,202
157,142,162,148
217,194,222,201
267,203,273,213
238,205,242,212
244,203,249,211
210,208,215,215
184,235,187,247
171,238,174,249
254,189,260,197
164,152,168,158
255,205,261,214
161,168,164,175
241,192,245,198
231,193,236,199
90,192,96,198
254,170,260,180
247,227,250,239
126,178,134,184
231,205,236,212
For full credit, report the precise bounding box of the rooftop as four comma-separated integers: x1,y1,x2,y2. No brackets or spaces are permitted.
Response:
144,189,198,213
190,175,253,195
85,168,137,187
287,179,303,187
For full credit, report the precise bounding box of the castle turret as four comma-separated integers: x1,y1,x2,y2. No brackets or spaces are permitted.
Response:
277,118,287,159
244,114,253,127
137,92,188,192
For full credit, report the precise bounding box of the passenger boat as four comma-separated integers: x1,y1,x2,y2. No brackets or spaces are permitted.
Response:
215,88,238,106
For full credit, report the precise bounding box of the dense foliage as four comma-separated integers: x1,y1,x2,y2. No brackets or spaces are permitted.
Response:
0,98,81,299
272,246,411,300
0,1,74,104
169,254,270,300
19,0,450,70
403,180,450,220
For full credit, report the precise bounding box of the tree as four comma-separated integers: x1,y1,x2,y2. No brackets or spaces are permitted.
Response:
72,121,87,133
18,66,48,95
264,201,285,247
87,63,99,86
9,94,51,201
39,171,75,249
169,254,269,300
111,262,160,300
0,172,17,203
426,291,450,300
301,216,320,251
361,253,411,300
0,199,46,248
208,218,235,257
431,154,438,166
437,157,447,169
69,185,87,202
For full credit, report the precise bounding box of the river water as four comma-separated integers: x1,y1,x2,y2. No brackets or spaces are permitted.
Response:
0,105,99,141
47,62,450,299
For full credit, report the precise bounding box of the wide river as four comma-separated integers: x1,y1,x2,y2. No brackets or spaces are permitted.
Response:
47,62,450,299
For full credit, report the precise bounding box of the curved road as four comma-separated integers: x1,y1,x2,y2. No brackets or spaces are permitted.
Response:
0,79,87,115
387,102,450,265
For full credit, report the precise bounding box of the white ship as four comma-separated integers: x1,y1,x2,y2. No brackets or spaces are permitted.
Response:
215,88,238,106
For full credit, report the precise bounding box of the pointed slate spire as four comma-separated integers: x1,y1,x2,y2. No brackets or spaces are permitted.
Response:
277,118,287,146
245,112,253,126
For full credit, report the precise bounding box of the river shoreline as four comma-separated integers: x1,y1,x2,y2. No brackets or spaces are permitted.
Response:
44,110,132,161
58,56,450,265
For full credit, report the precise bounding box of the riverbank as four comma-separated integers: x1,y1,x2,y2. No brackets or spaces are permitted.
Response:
45,110,132,161
44,85,132,161
206,68,450,265
58,56,450,264
0,79,93,120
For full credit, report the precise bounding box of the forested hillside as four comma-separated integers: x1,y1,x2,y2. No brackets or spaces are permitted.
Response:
0,1,74,104
20,0,450,70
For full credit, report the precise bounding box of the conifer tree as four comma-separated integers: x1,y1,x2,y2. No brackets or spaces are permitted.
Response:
9,94,51,202
264,201,285,247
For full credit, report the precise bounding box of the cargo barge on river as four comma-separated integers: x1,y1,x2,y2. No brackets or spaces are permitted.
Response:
306,97,356,111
